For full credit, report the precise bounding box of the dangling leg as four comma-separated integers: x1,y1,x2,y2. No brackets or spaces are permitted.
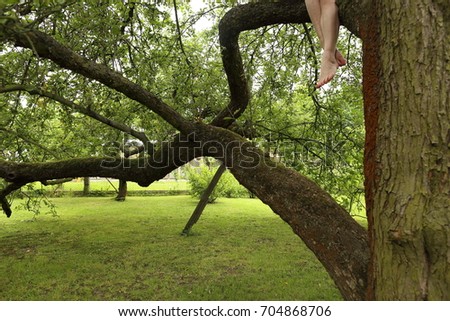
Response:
305,0,346,88
305,0,324,47
305,0,346,67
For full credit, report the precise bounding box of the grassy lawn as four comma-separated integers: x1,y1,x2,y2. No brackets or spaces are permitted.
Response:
0,196,342,301
43,179,189,192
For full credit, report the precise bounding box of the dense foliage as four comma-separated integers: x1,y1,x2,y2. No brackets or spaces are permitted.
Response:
1,0,364,213
186,159,250,202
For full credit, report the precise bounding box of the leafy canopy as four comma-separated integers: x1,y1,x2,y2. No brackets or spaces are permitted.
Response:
1,0,364,213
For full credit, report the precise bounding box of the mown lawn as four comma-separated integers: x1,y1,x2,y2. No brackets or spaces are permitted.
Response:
0,196,342,301
42,179,189,192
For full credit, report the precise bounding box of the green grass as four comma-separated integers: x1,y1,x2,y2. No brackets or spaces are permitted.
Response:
0,196,342,301
43,179,189,192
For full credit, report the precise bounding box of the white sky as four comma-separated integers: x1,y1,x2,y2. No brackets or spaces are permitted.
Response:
190,0,208,11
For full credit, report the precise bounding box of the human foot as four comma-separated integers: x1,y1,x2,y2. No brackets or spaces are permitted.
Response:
316,50,339,88
335,49,347,67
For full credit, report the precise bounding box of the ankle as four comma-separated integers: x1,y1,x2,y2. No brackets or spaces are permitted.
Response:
322,50,337,63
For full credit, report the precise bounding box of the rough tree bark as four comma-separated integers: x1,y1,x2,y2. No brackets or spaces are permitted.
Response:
116,180,127,202
83,177,90,196
363,0,450,300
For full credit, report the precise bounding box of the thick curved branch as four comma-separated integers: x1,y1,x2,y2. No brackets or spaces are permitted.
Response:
212,0,363,128
180,122,370,300
0,84,150,145
212,1,310,128
0,130,205,197
0,19,193,134
0,143,197,188
212,1,309,127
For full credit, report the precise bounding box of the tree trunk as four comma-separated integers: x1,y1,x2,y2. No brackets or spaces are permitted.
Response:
116,180,127,201
364,0,450,300
83,177,90,196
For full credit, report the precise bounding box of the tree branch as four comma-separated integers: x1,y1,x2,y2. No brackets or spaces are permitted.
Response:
1,1,363,134
211,1,308,128
0,129,206,191
0,84,151,145
0,126,60,158
120,1,136,35
0,19,193,134
40,178,74,186
0,182,25,218
301,22,319,84
122,144,145,158
173,0,192,67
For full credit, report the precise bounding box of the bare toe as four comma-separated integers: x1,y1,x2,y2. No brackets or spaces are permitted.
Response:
316,52,338,88
316,74,335,88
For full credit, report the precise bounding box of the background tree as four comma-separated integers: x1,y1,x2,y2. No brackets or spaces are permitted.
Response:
0,0,448,300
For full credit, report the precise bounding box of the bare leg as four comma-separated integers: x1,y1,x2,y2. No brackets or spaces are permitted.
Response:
315,0,339,88
305,0,324,47
305,0,346,67
305,0,346,88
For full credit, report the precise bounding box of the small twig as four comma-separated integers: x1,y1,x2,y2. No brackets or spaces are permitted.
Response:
345,32,353,63
173,0,191,67
301,23,319,87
